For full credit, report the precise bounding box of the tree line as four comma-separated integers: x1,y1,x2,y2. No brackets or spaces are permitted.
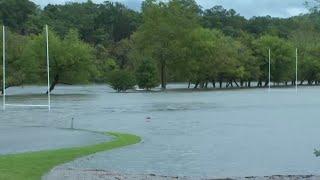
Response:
1,0,320,93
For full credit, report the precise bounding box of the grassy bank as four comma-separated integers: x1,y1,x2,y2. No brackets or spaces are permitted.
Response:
0,132,141,180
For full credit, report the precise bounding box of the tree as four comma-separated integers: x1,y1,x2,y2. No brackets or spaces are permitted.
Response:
132,0,200,89
0,0,37,34
136,59,159,90
305,0,320,12
237,31,260,87
201,6,247,37
184,28,223,88
184,28,256,89
94,1,142,42
27,1,99,42
25,28,97,93
0,29,35,94
99,57,119,82
253,35,295,86
108,70,136,92
290,30,320,85
110,39,132,69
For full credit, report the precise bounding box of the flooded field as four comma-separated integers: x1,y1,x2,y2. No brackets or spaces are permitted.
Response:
1,84,320,178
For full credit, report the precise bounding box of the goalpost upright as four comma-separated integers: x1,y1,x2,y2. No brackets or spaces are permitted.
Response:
46,25,51,110
2,25,51,110
2,26,5,110
269,49,271,93
296,48,298,92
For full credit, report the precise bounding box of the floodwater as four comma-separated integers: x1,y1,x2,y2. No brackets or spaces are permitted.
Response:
0,126,112,155
1,84,320,178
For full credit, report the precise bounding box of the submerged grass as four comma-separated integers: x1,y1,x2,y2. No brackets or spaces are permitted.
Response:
0,132,141,180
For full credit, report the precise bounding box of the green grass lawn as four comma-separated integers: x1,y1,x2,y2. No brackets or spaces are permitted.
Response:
0,132,141,180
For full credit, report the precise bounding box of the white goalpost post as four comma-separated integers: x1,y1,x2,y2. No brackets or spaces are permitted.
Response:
2,25,51,110
269,49,271,93
46,25,51,110
296,48,298,92
268,48,298,93
2,26,5,110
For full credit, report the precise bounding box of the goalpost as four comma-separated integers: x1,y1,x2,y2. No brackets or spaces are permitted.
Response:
2,25,51,110
268,48,298,93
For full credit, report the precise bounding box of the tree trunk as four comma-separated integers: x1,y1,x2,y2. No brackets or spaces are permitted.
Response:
219,77,223,88
194,82,199,89
240,80,244,87
248,81,251,87
234,80,239,87
211,80,216,88
257,79,262,87
188,81,191,89
226,81,230,88
46,74,59,94
200,82,204,88
205,81,208,88
160,55,166,90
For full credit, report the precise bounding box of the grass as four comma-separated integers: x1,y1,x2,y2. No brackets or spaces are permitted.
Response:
0,132,141,180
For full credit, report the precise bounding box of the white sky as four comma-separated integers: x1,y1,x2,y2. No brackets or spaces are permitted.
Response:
31,0,309,18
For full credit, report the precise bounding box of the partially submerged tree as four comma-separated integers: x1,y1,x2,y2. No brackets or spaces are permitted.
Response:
290,30,320,85
136,59,159,90
0,29,34,94
25,28,97,93
253,35,294,86
108,70,136,92
184,28,257,88
132,0,200,89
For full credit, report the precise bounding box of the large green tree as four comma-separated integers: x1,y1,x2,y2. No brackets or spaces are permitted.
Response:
201,6,247,37
290,30,320,85
0,29,35,94
185,28,257,88
27,1,99,42
0,0,37,34
132,0,200,89
136,59,159,90
253,35,295,86
24,28,97,93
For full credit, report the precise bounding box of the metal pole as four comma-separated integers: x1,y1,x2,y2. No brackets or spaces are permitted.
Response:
46,25,51,110
269,49,271,93
2,26,5,110
296,48,298,93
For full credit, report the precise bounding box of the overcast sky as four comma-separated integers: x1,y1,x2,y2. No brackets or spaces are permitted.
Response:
31,0,309,18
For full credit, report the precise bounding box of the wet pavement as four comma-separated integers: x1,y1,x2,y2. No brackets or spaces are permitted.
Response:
45,168,320,180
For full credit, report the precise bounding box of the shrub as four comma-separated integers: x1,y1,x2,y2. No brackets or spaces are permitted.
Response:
136,60,159,90
108,70,136,92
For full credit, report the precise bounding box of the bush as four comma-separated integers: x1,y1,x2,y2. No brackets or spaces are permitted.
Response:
108,70,136,92
136,60,159,90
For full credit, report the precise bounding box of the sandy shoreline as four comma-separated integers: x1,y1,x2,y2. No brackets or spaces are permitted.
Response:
44,168,320,180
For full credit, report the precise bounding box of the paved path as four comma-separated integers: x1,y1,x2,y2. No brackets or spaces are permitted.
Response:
45,168,320,180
